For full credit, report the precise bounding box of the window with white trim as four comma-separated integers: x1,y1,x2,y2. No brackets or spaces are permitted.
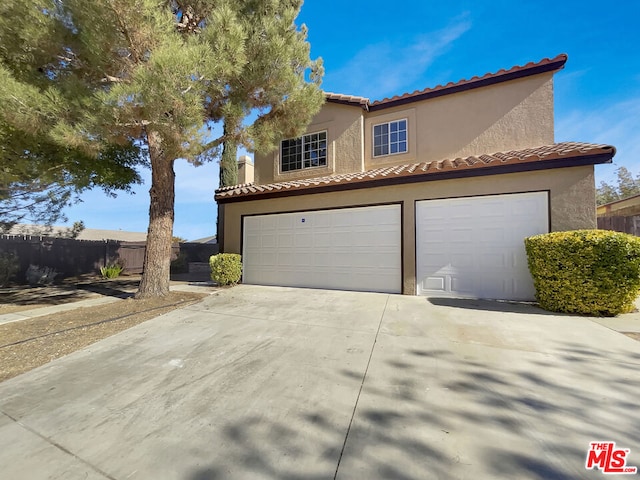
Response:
281,131,327,172
373,119,407,157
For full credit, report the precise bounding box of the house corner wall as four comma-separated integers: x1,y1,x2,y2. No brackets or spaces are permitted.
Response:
549,166,597,231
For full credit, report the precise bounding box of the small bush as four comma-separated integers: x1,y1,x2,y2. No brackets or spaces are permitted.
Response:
0,252,19,287
210,253,242,286
26,264,58,285
525,230,640,316
100,263,124,279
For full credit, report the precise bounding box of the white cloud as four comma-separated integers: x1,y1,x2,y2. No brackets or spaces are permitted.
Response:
324,16,472,99
556,96,640,183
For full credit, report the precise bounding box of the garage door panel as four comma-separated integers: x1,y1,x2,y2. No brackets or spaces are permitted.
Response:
479,252,508,268
276,216,293,229
332,231,353,247
312,252,331,267
451,252,474,268
449,204,471,218
420,253,447,268
479,227,505,243
331,212,353,227
276,251,294,266
243,205,401,293
451,275,475,294
417,192,548,300
424,276,446,291
312,215,330,228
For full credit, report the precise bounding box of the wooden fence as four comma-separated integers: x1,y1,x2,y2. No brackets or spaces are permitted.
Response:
597,216,640,236
0,235,218,282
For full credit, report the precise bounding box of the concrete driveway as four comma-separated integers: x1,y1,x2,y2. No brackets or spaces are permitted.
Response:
1,285,639,480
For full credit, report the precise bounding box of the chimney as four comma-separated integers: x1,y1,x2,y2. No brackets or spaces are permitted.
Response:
237,155,254,184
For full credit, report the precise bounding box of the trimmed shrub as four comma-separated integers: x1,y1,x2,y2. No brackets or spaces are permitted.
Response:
210,253,242,286
525,230,640,316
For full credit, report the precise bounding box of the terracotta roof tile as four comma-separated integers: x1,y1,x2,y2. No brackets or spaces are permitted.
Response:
216,142,615,202
324,92,370,108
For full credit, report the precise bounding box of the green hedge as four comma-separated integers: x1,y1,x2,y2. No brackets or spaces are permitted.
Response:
525,230,640,316
210,253,242,286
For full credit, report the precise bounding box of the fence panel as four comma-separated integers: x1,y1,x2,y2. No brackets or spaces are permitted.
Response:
116,242,147,274
0,235,117,282
0,235,219,282
597,216,640,236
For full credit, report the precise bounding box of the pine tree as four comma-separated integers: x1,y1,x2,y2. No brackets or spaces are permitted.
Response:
0,1,324,297
0,124,141,232
596,167,640,205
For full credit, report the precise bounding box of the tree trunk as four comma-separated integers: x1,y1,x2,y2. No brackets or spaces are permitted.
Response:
136,130,175,298
219,122,238,187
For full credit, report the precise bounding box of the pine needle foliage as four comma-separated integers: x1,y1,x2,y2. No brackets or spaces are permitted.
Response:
0,0,324,296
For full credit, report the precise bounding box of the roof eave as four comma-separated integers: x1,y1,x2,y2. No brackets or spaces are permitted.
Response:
369,55,568,112
215,151,613,204
325,97,369,110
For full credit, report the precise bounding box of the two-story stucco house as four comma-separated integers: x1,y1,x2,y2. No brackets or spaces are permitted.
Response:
215,54,615,301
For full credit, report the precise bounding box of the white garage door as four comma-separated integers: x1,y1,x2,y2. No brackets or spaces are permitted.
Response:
416,192,548,300
243,204,402,293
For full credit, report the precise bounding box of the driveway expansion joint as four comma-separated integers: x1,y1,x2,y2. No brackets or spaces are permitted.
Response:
0,410,116,480
333,294,390,480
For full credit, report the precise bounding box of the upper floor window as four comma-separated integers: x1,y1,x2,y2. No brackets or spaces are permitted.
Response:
373,119,407,157
281,131,327,172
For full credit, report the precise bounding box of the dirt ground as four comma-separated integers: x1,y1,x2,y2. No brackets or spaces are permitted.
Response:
0,276,208,383
0,275,142,314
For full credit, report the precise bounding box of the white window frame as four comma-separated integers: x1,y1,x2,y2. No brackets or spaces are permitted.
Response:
280,130,328,172
373,119,408,157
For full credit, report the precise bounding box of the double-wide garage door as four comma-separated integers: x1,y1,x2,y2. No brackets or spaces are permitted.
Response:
416,192,549,300
242,192,548,300
243,205,402,293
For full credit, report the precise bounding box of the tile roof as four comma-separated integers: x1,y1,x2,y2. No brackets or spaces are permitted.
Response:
216,141,615,203
322,54,568,112
324,92,370,108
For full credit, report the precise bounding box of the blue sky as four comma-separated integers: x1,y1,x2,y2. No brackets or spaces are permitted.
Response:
61,0,640,240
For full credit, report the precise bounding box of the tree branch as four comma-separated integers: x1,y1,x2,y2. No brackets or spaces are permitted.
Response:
101,74,125,83
199,134,226,153
106,0,140,63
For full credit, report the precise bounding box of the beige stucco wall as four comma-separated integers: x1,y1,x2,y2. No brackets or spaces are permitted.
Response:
221,165,596,294
253,73,555,184
253,103,364,184
364,73,555,169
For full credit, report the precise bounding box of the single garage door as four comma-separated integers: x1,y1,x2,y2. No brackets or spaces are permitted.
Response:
416,192,548,300
243,204,402,293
